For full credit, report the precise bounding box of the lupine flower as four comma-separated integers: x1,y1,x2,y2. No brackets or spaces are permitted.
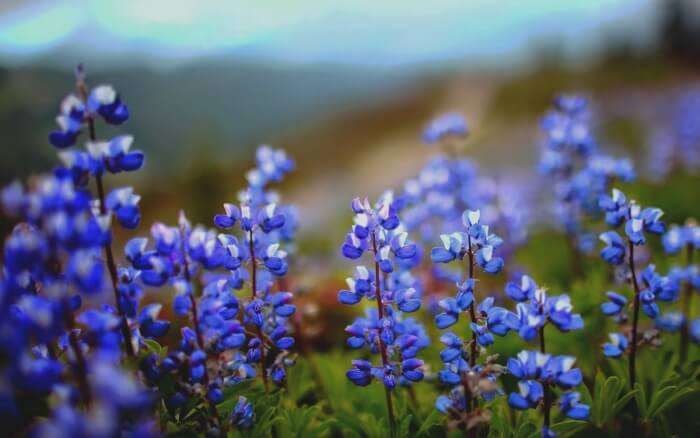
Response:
539,96,637,256
423,113,469,144
655,312,684,333
599,231,626,265
430,209,514,430
558,391,591,420
507,351,589,420
230,396,254,429
603,333,628,358
338,192,426,436
87,84,130,125
505,274,538,302
509,282,583,341
430,210,504,273
601,291,627,317
49,95,85,149
106,187,141,229
598,189,672,384
691,319,700,344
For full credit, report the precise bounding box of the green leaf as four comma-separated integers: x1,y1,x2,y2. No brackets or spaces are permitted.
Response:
645,384,677,419
647,387,696,419
416,409,442,437
550,420,588,435
142,338,165,356
633,383,647,417
611,388,638,417
600,376,622,423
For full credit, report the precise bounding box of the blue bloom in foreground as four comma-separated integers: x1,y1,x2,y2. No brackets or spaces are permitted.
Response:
602,333,628,358
338,193,426,390
230,396,254,429
507,351,589,422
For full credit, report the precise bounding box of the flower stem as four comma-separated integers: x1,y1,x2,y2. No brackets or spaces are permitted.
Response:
76,75,135,358
680,243,694,364
539,327,551,430
248,230,269,393
95,172,136,358
178,223,223,432
464,235,478,438
64,305,92,406
371,231,396,437
628,239,641,389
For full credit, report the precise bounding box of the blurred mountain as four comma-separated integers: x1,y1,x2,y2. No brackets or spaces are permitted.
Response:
0,59,439,184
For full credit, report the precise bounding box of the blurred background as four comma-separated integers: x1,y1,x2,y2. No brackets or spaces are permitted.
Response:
1,0,700,257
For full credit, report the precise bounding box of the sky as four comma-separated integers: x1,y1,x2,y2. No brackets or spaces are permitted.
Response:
0,0,660,69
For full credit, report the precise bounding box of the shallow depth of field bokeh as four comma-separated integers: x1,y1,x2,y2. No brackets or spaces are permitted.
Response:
1,1,700,437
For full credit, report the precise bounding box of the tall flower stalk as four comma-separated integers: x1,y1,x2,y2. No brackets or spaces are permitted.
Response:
505,274,588,437
340,193,426,436
598,188,666,388
50,65,143,357
431,209,513,433
659,220,699,363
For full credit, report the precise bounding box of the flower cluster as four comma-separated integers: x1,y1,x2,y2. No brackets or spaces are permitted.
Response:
507,351,589,420
124,145,297,432
657,220,700,359
402,126,533,271
0,67,159,435
430,209,515,427
646,86,700,180
339,193,426,392
597,188,672,388
506,275,584,341
539,95,635,254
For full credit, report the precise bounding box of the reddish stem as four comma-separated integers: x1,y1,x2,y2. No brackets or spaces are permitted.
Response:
371,231,396,436
680,244,694,364
628,239,641,389
248,230,268,393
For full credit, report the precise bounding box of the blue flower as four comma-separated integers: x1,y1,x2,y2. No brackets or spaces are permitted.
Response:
599,231,626,265
346,359,373,386
247,145,295,187
603,333,628,358
137,304,170,338
230,396,254,429
599,188,628,227
655,312,684,332
508,380,544,410
691,319,700,344
103,136,145,173
87,85,129,125
601,291,627,316
48,95,85,149
422,113,468,145
105,187,141,229
559,391,589,420
505,275,538,302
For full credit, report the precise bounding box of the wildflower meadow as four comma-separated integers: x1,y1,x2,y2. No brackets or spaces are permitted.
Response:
1,65,699,438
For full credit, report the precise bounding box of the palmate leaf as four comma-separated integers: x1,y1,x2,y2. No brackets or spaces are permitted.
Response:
275,405,336,438
550,420,588,435
416,409,442,437
633,383,648,418
646,385,697,419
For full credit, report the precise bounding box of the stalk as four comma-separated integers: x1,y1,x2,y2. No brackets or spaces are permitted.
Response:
371,231,396,437
76,76,135,358
64,301,92,406
248,230,269,393
178,222,222,431
680,243,694,364
538,327,551,430
463,235,478,438
627,239,641,389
